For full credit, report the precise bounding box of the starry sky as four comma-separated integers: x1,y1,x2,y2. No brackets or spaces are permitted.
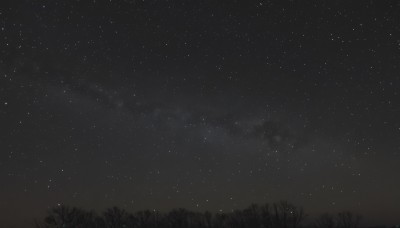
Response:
1,0,400,227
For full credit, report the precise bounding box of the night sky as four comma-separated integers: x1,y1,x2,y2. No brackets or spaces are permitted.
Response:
1,0,400,227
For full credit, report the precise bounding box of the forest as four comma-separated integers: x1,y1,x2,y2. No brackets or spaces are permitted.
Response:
33,201,367,228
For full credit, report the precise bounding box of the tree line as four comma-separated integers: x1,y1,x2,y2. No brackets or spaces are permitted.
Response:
34,200,363,228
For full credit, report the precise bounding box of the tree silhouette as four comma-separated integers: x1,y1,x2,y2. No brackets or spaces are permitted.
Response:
33,201,366,228
314,213,336,228
337,211,362,228
35,205,97,228
273,201,305,228
103,207,129,228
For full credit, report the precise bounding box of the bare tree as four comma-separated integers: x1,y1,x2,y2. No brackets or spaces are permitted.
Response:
315,213,336,228
260,203,272,228
337,211,362,228
203,211,213,228
103,207,129,228
44,205,72,227
273,201,305,228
